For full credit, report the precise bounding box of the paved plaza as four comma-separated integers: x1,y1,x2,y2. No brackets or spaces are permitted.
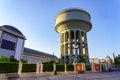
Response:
17,72,120,80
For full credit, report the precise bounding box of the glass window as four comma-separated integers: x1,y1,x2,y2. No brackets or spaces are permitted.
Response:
1,39,16,51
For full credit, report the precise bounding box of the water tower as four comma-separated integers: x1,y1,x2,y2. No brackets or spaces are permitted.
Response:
55,8,92,63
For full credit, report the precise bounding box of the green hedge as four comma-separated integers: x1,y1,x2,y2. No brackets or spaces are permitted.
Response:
66,64,74,71
22,64,36,72
0,63,18,73
56,64,64,72
43,64,53,72
85,65,91,71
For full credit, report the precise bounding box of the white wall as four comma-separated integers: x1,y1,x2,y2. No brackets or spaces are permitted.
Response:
2,33,17,42
0,30,2,39
0,32,16,58
15,38,24,60
0,32,25,60
0,48,14,58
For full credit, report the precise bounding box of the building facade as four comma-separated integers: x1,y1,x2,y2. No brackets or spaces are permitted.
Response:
0,25,59,63
22,48,59,63
101,56,113,65
89,58,100,64
0,25,25,60
55,8,92,63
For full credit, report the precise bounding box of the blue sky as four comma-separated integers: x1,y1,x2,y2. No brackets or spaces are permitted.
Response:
0,0,120,59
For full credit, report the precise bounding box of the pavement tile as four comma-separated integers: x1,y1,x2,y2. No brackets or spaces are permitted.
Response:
11,72,120,80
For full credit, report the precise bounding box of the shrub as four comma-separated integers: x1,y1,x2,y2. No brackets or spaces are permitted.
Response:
42,60,55,64
10,56,18,62
0,56,10,62
56,64,64,72
0,55,18,63
66,64,74,71
20,59,28,63
0,63,18,73
22,64,36,72
43,64,53,72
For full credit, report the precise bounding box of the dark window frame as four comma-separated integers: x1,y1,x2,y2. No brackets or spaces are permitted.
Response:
1,39,16,51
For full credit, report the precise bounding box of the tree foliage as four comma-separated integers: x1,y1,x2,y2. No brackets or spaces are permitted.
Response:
78,55,86,63
115,54,120,64
0,56,10,62
20,59,28,63
0,55,19,63
10,56,18,62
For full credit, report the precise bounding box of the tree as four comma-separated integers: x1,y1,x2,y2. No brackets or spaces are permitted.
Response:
78,55,86,63
20,59,28,63
115,54,120,64
10,56,18,62
0,56,10,62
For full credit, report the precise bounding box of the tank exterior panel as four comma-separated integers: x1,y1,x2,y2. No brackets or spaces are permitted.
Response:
56,11,90,25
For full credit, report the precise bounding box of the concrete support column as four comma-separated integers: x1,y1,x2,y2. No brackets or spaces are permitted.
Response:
36,62,40,74
18,61,22,75
82,63,86,71
53,63,56,72
73,63,76,73
60,45,62,56
64,44,66,55
69,30,72,63
63,32,66,63
60,34,62,56
69,30,71,42
64,32,66,54
84,33,89,63
62,33,64,43
65,44,68,55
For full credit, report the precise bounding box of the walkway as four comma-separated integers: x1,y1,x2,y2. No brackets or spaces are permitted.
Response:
9,72,120,80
